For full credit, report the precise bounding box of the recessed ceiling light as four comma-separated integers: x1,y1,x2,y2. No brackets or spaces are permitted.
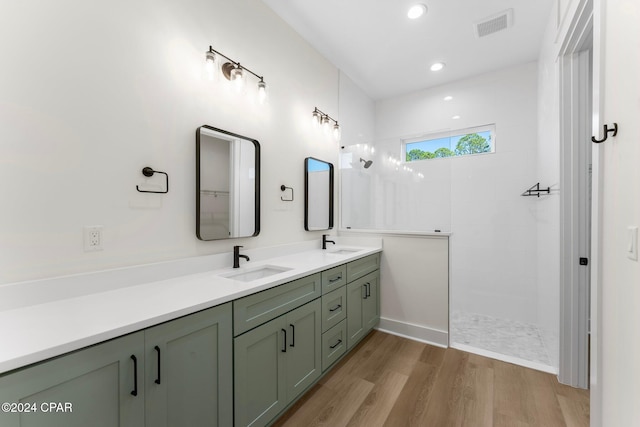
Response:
430,62,445,72
408,4,427,19
443,95,453,101
452,115,461,119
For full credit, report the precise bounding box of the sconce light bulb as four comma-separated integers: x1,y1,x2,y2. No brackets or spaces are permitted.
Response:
333,123,341,141
322,116,331,134
231,67,244,93
205,51,216,81
257,80,267,104
312,110,321,127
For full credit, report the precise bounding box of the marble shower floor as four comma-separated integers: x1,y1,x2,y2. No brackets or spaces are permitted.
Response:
450,311,552,370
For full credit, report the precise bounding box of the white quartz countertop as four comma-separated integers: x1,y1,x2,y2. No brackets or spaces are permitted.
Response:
0,238,382,374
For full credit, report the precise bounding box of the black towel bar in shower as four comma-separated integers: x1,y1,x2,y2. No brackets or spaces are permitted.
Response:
521,182,550,198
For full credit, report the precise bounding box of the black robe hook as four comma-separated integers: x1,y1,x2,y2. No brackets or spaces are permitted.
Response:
592,123,618,143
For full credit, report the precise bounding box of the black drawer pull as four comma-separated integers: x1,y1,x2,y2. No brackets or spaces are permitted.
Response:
290,324,295,347
329,276,342,283
330,339,342,349
130,355,138,396
363,283,368,299
281,329,287,352
329,304,342,312
154,346,161,385
366,283,371,298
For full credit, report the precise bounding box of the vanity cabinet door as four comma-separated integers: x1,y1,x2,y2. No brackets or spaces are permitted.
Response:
346,270,380,349
234,298,322,427
0,332,145,427
285,298,322,402
234,316,287,427
144,303,232,427
362,273,380,331
346,279,365,349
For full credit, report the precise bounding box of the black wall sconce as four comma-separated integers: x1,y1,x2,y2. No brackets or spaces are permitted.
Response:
311,107,341,141
205,45,267,104
136,167,168,194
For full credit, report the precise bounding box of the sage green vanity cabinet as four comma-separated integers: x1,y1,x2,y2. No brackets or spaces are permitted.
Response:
234,298,322,427
0,332,145,427
144,303,232,427
0,251,381,427
346,270,380,349
0,303,232,427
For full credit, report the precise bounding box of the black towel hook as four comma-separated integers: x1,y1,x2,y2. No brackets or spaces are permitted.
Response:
136,167,169,194
591,123,618,143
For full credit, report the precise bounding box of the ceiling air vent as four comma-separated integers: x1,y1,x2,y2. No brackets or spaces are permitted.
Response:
474,9,513,38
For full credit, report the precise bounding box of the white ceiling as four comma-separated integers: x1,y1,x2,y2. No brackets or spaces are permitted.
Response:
262,0,555,100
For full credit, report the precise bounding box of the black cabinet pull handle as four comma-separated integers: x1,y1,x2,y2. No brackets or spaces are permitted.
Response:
330,339,342,349
363,283,368,299
154,346,161,385
290,324,295,347
281,329,287,352
329,276,342,283
130,355,138,396
329,304,342,312
367,283,371,297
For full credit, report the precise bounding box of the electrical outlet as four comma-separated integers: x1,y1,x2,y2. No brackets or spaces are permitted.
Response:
83,226,103,252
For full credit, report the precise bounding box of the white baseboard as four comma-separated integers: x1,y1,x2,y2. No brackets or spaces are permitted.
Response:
376,317,448,348
450,342,558,374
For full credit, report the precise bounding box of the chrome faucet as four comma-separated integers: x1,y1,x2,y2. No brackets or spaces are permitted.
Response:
322,234,335,250
233,245,250,268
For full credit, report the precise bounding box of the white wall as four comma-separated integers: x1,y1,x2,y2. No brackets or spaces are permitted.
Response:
0,0,342,284
598,0,640,424
376,235,449,346
376,63,542,325
338,72,375,147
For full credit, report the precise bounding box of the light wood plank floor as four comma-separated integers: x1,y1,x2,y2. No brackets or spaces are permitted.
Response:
273,330,589,427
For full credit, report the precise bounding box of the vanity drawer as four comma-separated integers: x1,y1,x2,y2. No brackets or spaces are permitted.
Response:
321,320,347,371
346,253,380,282
321,264,346,294
233,273,321,336
321,286,346,332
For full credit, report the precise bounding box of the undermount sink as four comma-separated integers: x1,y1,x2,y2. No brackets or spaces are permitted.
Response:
327,248,360,255
220,265,292,282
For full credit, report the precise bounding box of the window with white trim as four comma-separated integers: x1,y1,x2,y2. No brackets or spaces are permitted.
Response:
404,124,495,162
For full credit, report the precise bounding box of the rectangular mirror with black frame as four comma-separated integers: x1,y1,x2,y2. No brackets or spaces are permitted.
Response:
304,157,334,231
196,125,260,241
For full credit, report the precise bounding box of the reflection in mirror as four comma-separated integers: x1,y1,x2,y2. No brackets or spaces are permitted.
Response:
196,126,260,240
305,157,334,231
